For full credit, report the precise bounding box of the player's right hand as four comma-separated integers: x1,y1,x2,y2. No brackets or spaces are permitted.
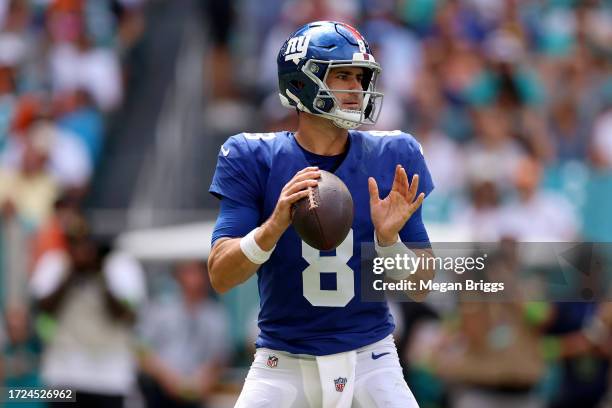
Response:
269,166,321,232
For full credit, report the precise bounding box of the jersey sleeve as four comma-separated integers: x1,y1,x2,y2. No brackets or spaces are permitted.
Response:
211,197,260,247
399,133,435,244
209,134,262,205
400,206,430,244
403,135,434,199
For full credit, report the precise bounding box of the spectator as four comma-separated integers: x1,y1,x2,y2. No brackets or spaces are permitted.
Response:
433,301,546,408
431,247,548,408
0,0,31,67
0,135,57,228
199,0,236,101
30,194,79,270
54,89,104,167
137,260,229,408
500,155,579,241
549,91,591,163
46,0,123,111
30,214,146,408
2,115,92,193
452,178,504,241
410,112,465,195
464,107,524,189
545,301,610,408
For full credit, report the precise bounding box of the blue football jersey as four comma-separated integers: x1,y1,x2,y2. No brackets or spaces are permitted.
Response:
209,130,434,355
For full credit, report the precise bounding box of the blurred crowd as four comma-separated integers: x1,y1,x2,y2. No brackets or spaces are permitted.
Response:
0,0,232,403
0,0,612,407
0,0,144,308
0,0,226,407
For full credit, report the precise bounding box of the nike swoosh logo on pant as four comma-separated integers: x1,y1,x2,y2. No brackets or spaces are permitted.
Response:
371,352,390,360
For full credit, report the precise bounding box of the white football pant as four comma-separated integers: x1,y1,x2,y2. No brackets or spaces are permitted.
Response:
234,334,419,408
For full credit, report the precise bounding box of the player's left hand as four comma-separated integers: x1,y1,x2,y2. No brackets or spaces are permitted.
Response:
368,164,425,246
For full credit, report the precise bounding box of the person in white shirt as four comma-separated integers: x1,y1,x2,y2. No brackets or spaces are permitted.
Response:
500,155,579,242
30,214,146,408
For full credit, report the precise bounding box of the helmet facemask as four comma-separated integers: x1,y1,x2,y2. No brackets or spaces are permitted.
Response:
303,59,383,129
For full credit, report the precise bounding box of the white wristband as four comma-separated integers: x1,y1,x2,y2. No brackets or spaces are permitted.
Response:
240,228,275,265
374,232,414,280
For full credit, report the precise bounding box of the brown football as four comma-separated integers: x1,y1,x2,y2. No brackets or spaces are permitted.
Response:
291,170,354,251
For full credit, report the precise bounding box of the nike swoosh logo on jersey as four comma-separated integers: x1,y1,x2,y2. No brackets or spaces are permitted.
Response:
371,352,390,360
221,145,230,156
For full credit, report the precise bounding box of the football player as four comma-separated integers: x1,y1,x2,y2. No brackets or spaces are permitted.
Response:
208,21,434,407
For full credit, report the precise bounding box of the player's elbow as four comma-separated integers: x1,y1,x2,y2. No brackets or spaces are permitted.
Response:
207,240,224,293
208,237,256,294
210,275,231,295
207,256,230,295
210,279,230,295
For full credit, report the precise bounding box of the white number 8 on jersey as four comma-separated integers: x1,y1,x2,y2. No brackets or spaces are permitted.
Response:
301,229,355,307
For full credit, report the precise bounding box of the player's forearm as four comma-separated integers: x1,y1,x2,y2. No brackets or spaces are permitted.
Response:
375,233,435,301
208,238,259,293
403,248,435,302
255,215,287,251
208,221,284,294
387,249,435,302
376,231,399,247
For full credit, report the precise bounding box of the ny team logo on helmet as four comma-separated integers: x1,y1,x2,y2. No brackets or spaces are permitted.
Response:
277,21,384,129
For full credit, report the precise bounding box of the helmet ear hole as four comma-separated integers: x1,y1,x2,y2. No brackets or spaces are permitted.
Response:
314,92,335,113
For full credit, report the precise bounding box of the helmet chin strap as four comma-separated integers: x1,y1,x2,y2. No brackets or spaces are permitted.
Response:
330,107,362,129
331,117,361,130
